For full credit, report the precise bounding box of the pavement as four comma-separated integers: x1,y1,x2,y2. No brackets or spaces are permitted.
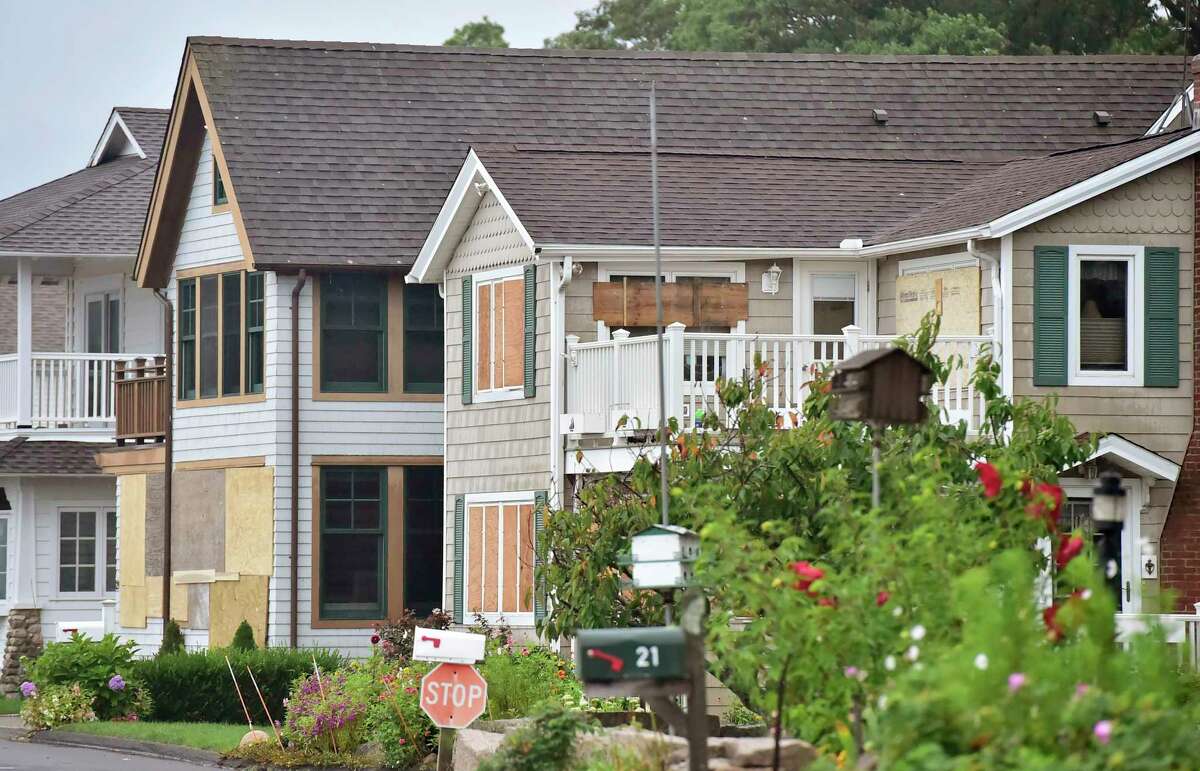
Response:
0,737,215,769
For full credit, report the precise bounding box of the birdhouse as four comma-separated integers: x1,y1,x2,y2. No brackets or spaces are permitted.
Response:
630,524,699,590
829,348,933,425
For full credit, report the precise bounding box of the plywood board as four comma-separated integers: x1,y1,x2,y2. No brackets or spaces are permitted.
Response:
593,280,748,328
502,278,524,387
467,505,483,613
119,584,147,629
519,504,534,613
224,466,275,576
146,576,189,624
118,475,147,590
484,505,500,612
896,266,980,335
209,575,268,648
502,504,518,613
477,283,492,391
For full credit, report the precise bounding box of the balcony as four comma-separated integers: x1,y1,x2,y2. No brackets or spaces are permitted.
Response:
0,352,164,439
564,325,991,438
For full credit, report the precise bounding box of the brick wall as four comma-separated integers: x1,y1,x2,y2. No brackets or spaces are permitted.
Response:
0,281,67,354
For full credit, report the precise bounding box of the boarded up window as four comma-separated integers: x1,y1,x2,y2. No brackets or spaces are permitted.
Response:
475,274,525,392
466,501,535,616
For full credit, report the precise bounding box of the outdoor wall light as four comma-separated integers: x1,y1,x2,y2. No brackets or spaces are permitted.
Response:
761,263,783,295
1091,470,1127,606
1091,471,1126,524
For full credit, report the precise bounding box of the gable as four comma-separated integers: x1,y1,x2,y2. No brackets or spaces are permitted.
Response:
445,191,531,278
1027,158,1192,236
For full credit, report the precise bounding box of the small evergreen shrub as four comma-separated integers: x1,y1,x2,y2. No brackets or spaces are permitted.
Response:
159,620,185,656
132,647,345,724
22,633,151,720
478,701,598,771
231,620,257,651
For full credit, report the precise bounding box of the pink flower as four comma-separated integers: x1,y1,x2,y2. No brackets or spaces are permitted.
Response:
790,561,825,595
1056,534,1085,570
1094,719,1113,745
1075,683,1090,698
371,634,381,645
1007,672,1027,693
975,462,1003,498
521,648,530,656
875,591,890,607
1026,483,1064,530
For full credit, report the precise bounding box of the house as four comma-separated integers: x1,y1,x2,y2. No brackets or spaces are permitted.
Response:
0,106,168,691
108,36,1200,655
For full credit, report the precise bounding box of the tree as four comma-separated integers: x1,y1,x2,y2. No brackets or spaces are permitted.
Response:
846,7,1007,54
545,0,681,49
445,16,509,48
158,620,184,657
231,619,257,651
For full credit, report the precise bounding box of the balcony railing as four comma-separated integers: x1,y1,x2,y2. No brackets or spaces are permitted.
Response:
0,352,163,434
564,324,992,437
1115,608,1200,670
113,357,169,445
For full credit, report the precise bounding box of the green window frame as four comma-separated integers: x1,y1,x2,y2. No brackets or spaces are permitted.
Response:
320,273,387,392
213,159,228,206
245,272,265,394
177,278,197,400
403,283,444,394
319,467,386,620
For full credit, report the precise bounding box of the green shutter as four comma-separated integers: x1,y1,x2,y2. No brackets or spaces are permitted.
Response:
453,495,465,624
524,264,537,399
461,276,473,405
1145,246,1180,387
1033,246,1069,387
534,490,547,625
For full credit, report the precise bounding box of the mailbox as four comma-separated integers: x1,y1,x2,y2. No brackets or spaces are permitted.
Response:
412,627,486,664
630,524,699,590
576,626,687,684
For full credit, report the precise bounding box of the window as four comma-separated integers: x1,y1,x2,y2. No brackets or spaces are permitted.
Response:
59,511,97,593
315,463,445,623
105,511,118,593
474,271,525,397
1067,246,1143,386
320,274,387,392
811,274,857,335
213,159,228,207
177,270,265,402
403,283,444,394
319,467,386,619
465,495,536,622
86,293,120,353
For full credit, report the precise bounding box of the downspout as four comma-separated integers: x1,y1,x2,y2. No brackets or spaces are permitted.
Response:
968,238,1003,365
290,270,308,648
152,290,174,628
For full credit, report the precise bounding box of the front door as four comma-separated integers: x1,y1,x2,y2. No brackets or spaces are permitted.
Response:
85,293,120,417
1060,480,1142,612
795,262,870,361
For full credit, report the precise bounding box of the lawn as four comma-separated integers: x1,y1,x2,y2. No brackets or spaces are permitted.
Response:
0,697,20,715
59,721,250,752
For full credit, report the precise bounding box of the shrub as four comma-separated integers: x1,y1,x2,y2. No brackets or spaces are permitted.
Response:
159,620,185,656
373,608,452,662
19,683,96,729
231,620,257,651
478,701,598,771
132,647,345,724
283,666,373,754
364,661,435,767
478,642,582,719
22,633,150,720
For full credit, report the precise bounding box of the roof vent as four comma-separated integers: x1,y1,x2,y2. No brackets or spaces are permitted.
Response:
872,108,889,124
1093,110,1112,126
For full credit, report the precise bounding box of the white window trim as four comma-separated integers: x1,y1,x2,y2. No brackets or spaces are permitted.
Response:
0,513,11,611
53,505,117,600
897,252,977,276
1068,245,1144,387
472,265,527,404
463,491,537,627
793,260,871,335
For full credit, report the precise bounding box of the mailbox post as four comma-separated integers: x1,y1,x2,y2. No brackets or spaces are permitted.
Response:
413,627,487,771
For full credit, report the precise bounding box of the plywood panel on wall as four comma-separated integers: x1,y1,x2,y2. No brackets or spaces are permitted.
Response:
592,280,749,328
896,266,981,335
224,466,275,576
210,575,269,648
147,578,190,624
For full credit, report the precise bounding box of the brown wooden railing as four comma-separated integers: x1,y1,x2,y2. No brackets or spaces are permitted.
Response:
114,356,168,445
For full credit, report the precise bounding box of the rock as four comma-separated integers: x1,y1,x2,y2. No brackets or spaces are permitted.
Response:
239,729,270,747
724,737,818,769
577,726,687,766
453,728,506,771
354,739,384,763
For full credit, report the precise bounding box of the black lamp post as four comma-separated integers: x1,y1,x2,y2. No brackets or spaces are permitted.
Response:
1091,471,1126,609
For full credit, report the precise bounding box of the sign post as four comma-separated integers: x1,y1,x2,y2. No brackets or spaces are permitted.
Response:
413,628,487,771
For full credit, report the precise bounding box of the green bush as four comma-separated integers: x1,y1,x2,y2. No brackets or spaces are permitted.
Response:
132,647,345,724
365,661,435,768
19,683,96,729
231,620,257,651
23,633,150,720
478,643,582,719
478,701,598,771
159,620,185,656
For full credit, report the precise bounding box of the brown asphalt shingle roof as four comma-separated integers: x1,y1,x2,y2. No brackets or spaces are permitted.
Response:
0,107,167,256
186,37,1188,269
0,437,110,476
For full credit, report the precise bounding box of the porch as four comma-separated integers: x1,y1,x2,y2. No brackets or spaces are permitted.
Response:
564,324,992,438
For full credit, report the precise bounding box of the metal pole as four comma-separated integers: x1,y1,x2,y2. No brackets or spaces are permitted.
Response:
436,728,456,771
681,589,709,770
650,83,673,628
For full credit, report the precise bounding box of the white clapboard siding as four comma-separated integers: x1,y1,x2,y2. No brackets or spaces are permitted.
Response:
175,135,243,272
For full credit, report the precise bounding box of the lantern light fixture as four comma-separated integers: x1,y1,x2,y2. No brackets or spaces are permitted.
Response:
761,263,783,295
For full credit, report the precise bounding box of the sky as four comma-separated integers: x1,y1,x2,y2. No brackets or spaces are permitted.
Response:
0,0,595,199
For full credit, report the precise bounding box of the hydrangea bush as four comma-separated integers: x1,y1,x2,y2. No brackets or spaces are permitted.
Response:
21,633,152,722
19,683,96,729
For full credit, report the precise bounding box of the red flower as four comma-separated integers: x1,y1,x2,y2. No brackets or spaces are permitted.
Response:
817,596,839,609
975,462,1003,498
371,634,381,645
1026,483,1064,530
790,561,825,595
1043,603,1064,642
875,590,891,607
1056,534,1085,570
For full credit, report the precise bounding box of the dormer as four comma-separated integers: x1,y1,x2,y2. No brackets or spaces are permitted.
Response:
88,108,147,166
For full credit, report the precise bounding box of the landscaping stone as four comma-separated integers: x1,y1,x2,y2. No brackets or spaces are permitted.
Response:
453,727,506,771
0,608,42,697
239,728,270,747
720,736,818,768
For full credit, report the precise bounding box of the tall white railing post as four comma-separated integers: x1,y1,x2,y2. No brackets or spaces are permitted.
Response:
841,324,862,357
610,329,629,431
16,257,33,427
665,323,686,428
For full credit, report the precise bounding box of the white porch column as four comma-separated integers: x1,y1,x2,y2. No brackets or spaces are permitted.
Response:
664,322,686,427
12,480,37,608
841,324,863,357
16,258,32,427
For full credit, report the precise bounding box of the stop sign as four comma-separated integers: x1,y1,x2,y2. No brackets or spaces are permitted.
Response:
420,663,488,729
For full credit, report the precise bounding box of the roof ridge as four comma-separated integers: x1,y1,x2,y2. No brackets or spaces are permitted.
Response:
114,106,170,114
0,159,156,245
485,142,1007,166
186,36,1183,63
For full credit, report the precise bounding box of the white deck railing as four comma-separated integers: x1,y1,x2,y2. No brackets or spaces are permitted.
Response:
564,324,992,436
1115,607,1200,670
0,352,158,430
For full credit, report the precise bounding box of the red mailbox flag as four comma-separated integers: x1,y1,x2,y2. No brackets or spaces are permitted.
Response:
419,663,488,729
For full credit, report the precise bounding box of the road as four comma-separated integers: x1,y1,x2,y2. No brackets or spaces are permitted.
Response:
0,738,213,769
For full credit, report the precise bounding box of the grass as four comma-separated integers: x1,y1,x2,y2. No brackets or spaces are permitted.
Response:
59,721,250,752
0,697,20,715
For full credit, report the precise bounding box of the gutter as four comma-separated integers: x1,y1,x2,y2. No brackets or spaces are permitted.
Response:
967,238,1004,358
152,289,174,628
290,269,308,648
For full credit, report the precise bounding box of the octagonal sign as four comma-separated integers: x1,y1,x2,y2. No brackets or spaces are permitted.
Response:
420,663,488,729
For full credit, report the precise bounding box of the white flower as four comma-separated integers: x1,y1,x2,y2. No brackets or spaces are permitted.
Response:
910,624,926,641
1081,589,1093,601
884,655,897,671
904,645,920,662
892,606,903,618
974,653,989,671
877,695,888,710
